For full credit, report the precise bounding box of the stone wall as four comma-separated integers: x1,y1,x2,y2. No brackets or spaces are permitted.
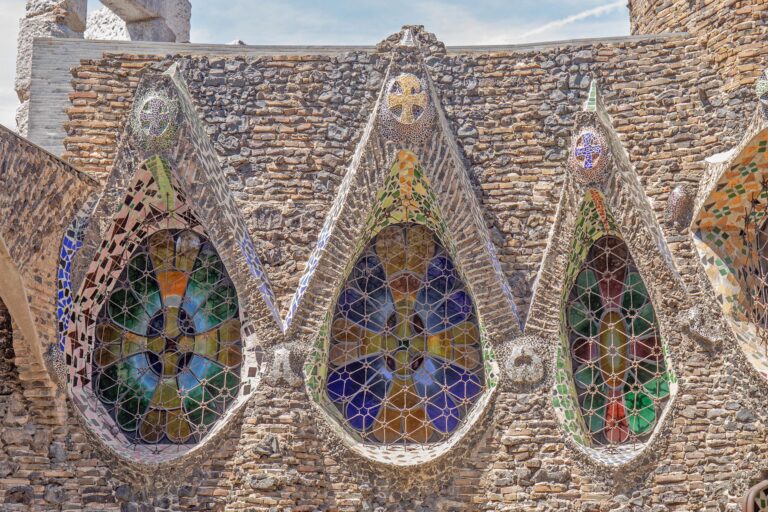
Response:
64,33,755,317
628,0,768,91
4,21,768,512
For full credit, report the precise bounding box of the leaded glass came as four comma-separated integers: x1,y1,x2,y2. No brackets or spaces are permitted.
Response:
325,223,484,444
92,228,241,444
565,235,670,448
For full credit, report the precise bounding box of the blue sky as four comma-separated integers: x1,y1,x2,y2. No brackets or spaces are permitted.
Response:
0,0,630,130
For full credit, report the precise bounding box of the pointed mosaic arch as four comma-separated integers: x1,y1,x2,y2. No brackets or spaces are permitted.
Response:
67,156,251,462
304,150,499,464
526,82,683,466
287,38,521,463
73,67,282,339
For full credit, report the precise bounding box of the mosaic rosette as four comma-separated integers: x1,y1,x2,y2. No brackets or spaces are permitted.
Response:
130,89,179,150
379,74,435,143
567,126,612,185
565,236,670,446
324,223,485,444
91,228,242,445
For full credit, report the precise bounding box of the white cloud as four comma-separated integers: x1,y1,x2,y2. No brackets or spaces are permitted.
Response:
518,1,626,41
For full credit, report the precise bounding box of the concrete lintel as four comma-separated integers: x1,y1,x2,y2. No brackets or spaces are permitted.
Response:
100,0,161,21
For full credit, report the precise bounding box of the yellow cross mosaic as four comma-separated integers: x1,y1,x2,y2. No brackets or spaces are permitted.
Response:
386,74,428,125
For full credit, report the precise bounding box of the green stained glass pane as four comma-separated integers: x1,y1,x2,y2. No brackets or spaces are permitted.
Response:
622,272,648,311
182,245,224,313
636,361,660,384
108,288,149,334
568,301,597,337
582,393,605,433
116,395,148,431
574,364,601,389
190,246,224,288
631,303,656,337
644,375,670,399
194,283,237,331
224,371,239,396
201,360,227,391
126,254,162,315
96,364,120,403
184,385,218,427
625,391,655,435
576,270,602,311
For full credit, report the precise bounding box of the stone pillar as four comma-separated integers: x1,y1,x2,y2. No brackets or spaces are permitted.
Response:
15,0,87,136
85,0,191,43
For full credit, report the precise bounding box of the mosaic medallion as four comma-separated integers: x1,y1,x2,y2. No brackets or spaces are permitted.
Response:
379,74,435,143
91,228,242,444
567,126,612,185
757,69,768,119
131,89,179,149
324,223,485,444
385,74,429,125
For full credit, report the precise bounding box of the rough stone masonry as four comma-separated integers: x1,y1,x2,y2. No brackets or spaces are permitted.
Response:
0,0,768,510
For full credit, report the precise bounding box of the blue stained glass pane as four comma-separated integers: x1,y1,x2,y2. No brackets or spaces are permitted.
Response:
426,255,458,295
425,392,460,433
351,254,387,295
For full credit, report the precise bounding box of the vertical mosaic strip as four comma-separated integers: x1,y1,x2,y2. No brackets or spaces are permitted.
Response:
57,216,89,351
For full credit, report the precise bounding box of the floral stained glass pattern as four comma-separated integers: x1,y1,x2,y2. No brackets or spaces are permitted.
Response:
325,223,484,444
565,235,670,447
91,229,241,444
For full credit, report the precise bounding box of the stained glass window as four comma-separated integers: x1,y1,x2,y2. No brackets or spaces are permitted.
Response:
91,228,241,444
565,235,670,448
325,223,484,444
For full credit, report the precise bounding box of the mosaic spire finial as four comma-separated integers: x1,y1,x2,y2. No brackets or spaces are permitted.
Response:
584,79,599,112
399,27,416,47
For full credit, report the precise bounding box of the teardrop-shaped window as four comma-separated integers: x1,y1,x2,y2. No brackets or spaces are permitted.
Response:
91,228,242,445
324,223,485,444
562,235,671,450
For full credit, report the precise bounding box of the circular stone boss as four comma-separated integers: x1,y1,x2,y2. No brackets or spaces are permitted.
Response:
567,126,612,185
